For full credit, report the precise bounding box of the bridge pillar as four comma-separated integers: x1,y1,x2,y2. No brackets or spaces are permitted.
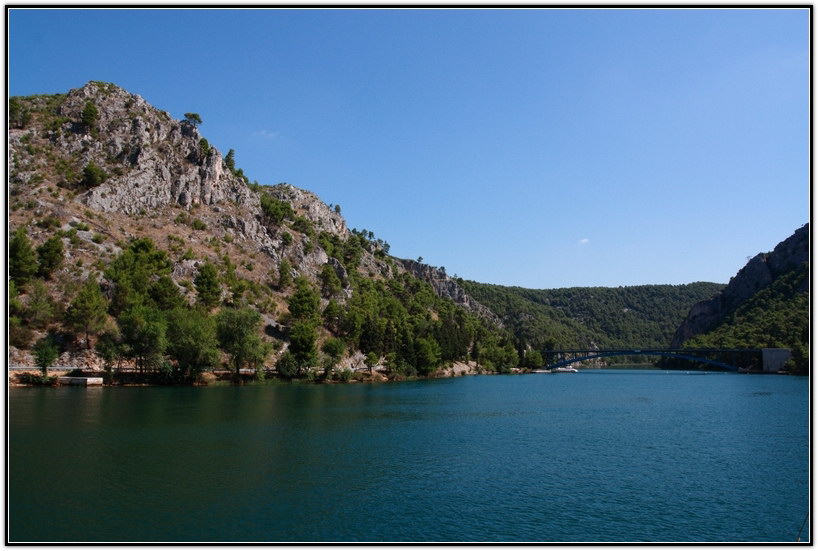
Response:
761,349,791,373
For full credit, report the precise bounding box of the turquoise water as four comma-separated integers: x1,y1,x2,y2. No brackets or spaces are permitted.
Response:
8,370,810,542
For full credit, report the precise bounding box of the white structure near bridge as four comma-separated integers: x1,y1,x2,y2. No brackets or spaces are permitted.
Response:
761,348,792,373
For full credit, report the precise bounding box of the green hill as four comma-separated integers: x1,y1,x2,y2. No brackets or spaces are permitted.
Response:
684,263,808,369
460,281,725,354
669,224,809,374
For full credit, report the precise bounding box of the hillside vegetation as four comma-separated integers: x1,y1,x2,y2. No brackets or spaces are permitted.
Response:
670,225,809,374
7,81,807,382
460,281,725,357
8,82,520,384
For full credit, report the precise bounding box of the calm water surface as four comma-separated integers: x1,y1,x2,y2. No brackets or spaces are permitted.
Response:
8,370,810,542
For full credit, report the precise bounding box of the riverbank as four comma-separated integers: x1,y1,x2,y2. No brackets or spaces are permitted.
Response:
7,360,510,387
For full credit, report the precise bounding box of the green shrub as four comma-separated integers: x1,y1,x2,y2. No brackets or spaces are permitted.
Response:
198,138,210,158
260,195,295,225
9,97,31,128
276,352,298,379
78,162,107,190
335,368,352,382
17,373,57,386
81,101,98,131
36,236,64,278
36,216,61,230
291,216,314,237
277,259,293,290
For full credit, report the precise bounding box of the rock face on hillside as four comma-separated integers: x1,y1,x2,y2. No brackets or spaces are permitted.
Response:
397,259,502,325
268,184,348,237
670,224,809,347
54,82,255,214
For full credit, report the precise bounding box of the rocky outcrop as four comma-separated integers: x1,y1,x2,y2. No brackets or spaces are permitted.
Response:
268,183,348,238
397,259,503,326
51,82,254,214
671,224,809,346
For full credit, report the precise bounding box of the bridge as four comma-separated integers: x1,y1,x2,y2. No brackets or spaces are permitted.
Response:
543,348,769,372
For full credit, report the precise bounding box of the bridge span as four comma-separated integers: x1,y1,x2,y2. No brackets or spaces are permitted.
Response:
543,348,767,372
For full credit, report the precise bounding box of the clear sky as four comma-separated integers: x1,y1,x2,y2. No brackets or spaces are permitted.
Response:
8,7,810,289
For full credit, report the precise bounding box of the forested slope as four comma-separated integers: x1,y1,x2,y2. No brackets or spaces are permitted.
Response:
460,281,724,352
671,225,809,374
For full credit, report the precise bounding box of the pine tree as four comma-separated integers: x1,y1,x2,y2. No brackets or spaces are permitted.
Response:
289,321,318,375
9,227,38,288
81,100,98,132
224,149,236,172
287,277,320,323
79,162,108,190
195,263,221,309
278,259,293,290
319,264,343,298
65,280,108,349
36,236,65,279
149,275,186,311
33,336,59,377
184,112,202,127
25,280,57,329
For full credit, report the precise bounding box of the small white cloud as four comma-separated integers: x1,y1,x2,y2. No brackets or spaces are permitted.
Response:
579,238,590,245
252,129,278,140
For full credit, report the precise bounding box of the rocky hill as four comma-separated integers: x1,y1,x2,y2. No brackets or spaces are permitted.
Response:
8,81,512,381
669,224,809,373
671,224,809,347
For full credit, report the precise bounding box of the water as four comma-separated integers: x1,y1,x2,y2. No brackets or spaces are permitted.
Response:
8,370,810,543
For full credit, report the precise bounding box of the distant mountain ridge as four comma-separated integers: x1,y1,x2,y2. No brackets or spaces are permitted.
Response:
460,280,725,351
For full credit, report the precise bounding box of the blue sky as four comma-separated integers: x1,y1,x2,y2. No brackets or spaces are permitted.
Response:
9,8,809,288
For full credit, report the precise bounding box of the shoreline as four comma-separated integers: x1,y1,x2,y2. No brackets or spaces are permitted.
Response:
7,360,512,388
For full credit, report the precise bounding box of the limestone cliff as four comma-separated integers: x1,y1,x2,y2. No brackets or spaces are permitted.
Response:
396,259,502,326
8,82,356,283
670,224,809,347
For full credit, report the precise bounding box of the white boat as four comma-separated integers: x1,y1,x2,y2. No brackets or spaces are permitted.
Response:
551,366,578,373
